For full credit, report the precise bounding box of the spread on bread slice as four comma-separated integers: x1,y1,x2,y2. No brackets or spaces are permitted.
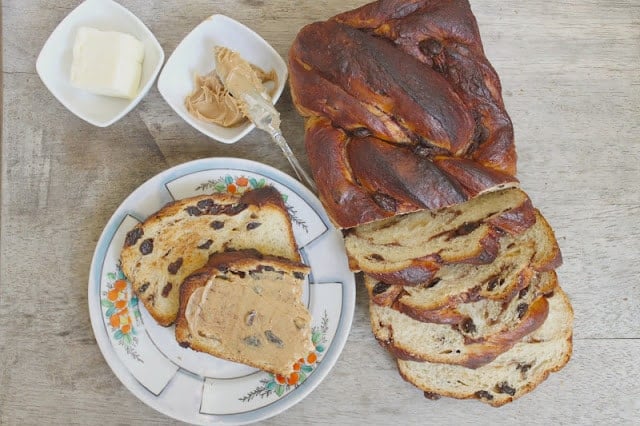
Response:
174,250,314,376
120,186,299,326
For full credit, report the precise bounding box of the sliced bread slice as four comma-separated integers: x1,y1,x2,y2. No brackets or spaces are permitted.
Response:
120,186,300,326
366,270,556,342
344,188,535,285
396,288,573,407
368,274,553,368
174,249,314,376
369,210,561,313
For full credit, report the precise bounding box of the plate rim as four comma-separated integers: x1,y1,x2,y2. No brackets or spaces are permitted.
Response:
87,157,355,424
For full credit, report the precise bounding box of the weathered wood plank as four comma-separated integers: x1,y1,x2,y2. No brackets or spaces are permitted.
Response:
2,0,639,424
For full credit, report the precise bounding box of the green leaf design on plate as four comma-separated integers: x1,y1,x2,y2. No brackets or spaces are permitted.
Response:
114,330,123,340
249,178,259,188
266,380,276,391
130,297,138,307
106,272,116,280
101,300,114,308
312,331,322,344
123,333,132,345
282,194,288,202
117,270,126,280
257,178,266,188
106,306,116,317
225,175,233,184
215,183,226,192
316,345,325,353
299,371,308,383
301,364,313,373
275,384,285,397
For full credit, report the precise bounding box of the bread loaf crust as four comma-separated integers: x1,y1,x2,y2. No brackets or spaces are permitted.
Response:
289,0,518,229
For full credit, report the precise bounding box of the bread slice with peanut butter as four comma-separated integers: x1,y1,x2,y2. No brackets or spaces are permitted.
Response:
120,186,300,326
175,249,314,376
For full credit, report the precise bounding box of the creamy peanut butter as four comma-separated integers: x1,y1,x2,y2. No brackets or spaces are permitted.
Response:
184,271,313,375
184,46,277,127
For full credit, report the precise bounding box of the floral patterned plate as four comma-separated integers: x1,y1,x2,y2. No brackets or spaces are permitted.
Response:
88,158,356,424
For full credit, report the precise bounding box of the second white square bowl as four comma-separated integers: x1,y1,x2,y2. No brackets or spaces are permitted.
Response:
158,15,288,144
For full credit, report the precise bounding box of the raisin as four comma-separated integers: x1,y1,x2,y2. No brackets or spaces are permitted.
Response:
368,253,384,261
231,270,246,279
461,318,477,334
351,127,372,138
413,142,448,157
419,38,443,57
245,310,257,326
486,276,500,291
243,335,261,347
372,192,397,212
426,277,441,289
197,199,214,210
185,206,201,216
161,282,173,297
264,330,284,348
519,286,530,299
473,124,490,146
246,222,262,230
495,382,516,396
293,271,305,280
474,390,494,400
167,258,183,275
210,220,224,230
124,227,143,247
198,239,213,250
262,265,275,272
225,203,248,215
208,204,224,215
139,238,154,255
516,363,532,374
139,282,150,293
516,303,528,319
217,263,229,273
423,391,441,400
372,282,391,295
454,221,481,236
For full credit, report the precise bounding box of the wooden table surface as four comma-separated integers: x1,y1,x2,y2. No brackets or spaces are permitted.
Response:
2,0,639,424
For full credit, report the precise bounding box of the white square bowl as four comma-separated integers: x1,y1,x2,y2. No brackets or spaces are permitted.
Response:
36,0,165,127
157,14,288,144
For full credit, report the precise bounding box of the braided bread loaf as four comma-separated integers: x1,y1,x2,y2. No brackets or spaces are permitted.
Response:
289,0,572,406
289,0,518,229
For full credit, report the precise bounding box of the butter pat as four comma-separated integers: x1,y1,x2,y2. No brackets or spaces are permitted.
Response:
70,27,144,99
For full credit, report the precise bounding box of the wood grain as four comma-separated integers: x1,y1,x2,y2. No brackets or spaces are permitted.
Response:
2,0,639,424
